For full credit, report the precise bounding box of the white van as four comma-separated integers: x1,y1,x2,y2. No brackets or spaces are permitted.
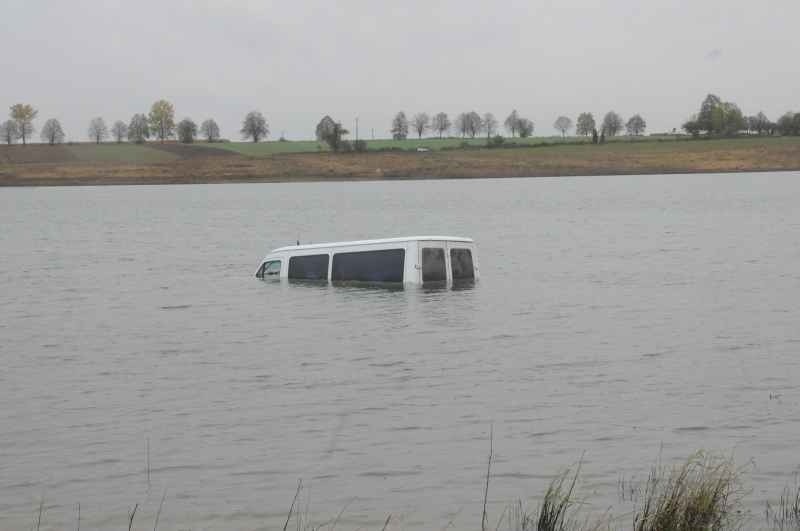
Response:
255,236,478,285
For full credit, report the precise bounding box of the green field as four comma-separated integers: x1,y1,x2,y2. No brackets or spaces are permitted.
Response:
205,134,683,157
210,140,326,156
65,143,179,163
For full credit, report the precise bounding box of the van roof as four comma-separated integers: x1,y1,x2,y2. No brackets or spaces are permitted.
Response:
270,236,474,253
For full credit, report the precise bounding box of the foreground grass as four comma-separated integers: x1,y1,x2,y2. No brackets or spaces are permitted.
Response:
262,453,797,531
18,450,800,531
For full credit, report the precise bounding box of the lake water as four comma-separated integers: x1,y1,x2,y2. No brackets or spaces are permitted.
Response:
2,173,800,531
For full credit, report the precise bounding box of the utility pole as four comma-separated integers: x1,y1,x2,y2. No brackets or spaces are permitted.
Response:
355,117,359,142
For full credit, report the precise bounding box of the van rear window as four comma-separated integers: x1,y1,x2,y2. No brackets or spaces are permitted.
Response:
288,254,329,280
332,249,405,283
450,248,474,280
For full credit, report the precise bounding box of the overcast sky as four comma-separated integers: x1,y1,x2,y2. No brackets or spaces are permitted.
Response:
3,0,799,141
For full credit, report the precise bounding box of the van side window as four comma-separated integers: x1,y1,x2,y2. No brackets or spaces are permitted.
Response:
332,249,405,283
256,261,279,278
288,254,329,280
450,249,474,280
421,248,446,282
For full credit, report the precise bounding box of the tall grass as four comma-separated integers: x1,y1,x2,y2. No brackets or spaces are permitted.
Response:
535,465,581,531
631,452,743,531
505,463,610,531
504,452,745,531
766,478,800,530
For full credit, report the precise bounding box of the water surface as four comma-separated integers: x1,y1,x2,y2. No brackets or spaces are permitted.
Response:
2,173,800,530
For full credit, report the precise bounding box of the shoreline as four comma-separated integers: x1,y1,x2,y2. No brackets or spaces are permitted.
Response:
2,166,799,188
2,136,799,187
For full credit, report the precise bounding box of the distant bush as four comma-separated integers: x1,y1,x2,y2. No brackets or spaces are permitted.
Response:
487,135,505,148
353,140,368,152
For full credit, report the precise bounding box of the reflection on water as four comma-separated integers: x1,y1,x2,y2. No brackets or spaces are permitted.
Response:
2,174,800,531
451,279,477,291
275,277,477,293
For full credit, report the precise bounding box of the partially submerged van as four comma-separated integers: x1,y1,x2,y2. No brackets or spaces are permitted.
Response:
255,236,478,285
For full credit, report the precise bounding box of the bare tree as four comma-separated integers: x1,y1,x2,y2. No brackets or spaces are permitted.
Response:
241,111,269,142
200,119,220,142
602,111,624,137
317,118,349,152
625,114,646,136
128,114,150,143
88,117,108,144
697,94,722,134
553,116,573,138
575,112,595,136
10,103,37,145
148,99,176,143
431,112,450,139
391,111,409,140
40,118,65,145
454,113,469,138
315,115,336,142
682,115,702,137
411,113,430,139
464,111,481,138
0,120,19,144
747,112,770,135
504,110,520,137
111,121,128,143
455,112,482,138
518,118,534,138
177,118,198,143
482,113,498,138
777,112,800,136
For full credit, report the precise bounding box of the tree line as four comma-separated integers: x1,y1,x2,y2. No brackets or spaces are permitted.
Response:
385,110,536,140
0,100,273,145
3,94,800,147
682,94,800,137
321,109,645,146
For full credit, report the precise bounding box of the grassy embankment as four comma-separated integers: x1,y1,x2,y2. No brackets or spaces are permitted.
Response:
1,136,799,186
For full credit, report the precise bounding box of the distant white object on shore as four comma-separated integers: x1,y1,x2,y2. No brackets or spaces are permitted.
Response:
416,147,430,152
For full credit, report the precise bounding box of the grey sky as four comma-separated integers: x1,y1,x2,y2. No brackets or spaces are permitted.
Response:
4,0,799,141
